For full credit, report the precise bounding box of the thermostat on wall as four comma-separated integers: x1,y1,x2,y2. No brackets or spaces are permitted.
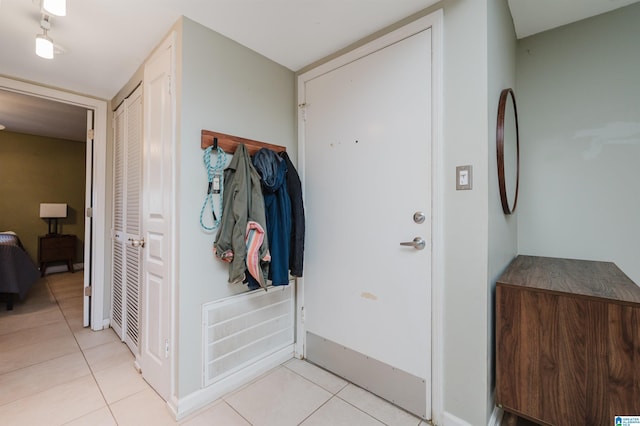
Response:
456,165,472,190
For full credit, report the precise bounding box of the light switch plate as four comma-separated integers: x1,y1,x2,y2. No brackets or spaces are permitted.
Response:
456,165,472,190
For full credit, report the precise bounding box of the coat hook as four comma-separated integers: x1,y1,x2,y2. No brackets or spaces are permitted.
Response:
213,137,218,149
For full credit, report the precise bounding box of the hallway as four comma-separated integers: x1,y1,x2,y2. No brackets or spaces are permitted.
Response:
0,272,426,425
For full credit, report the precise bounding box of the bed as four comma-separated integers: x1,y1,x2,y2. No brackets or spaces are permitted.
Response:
0,232,40,310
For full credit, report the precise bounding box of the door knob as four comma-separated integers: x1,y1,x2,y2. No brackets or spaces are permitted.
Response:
128,238,145,248
400,237,426,250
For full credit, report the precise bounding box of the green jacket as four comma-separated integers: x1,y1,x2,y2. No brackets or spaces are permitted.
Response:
214,144,270,287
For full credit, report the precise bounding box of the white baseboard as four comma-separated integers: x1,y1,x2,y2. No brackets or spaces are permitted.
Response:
441,411,473,426
170,346,294,420
42,265,71,275
439,406,503,426
41,262,84,275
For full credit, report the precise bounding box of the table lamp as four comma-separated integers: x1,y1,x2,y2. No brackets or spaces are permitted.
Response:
40,203,67,235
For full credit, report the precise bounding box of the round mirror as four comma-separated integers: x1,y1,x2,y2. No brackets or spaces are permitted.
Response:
496,88,520,215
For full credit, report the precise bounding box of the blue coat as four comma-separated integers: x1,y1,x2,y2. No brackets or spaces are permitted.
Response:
253,148,291,286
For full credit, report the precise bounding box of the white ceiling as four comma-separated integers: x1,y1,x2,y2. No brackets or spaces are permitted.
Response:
0,0,638,141
0,90,87,141
508,0,640,38
0,0,440,99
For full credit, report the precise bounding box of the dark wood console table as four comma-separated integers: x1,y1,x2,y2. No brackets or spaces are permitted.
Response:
496,255,640,426
38,234,76,276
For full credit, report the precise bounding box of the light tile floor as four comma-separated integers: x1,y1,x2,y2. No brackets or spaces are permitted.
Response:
0,272,428,426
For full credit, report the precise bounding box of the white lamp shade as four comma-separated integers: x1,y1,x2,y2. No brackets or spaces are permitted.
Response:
36,34,54,59
40,203,67,218
42,0,66,16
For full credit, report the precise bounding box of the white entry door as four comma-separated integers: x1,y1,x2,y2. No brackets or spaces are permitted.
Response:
140,33,175,401
299,25,433,419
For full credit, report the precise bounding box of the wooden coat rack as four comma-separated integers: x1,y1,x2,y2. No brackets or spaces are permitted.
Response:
201,130,286,156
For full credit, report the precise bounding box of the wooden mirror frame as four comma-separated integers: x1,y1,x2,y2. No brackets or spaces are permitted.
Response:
496,88,520,215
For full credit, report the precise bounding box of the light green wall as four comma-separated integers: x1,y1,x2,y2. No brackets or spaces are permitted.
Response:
177,17,296,397
437,1,491,424
0,131,86,264
487,0,518,420
517,3,640,284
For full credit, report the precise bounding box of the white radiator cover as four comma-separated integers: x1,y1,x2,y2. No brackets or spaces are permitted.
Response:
203,285,294,386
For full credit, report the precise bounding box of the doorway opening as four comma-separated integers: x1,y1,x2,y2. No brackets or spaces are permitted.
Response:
0,76,108,331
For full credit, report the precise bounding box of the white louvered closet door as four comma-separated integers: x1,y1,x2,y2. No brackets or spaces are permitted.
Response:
111,84,143,355
112,102,125,340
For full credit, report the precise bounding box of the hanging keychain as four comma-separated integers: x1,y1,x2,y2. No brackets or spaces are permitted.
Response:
200,141,227,231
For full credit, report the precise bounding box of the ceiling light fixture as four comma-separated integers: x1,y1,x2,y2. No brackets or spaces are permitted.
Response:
36,33,54,59
36,16,54,59
42,0,66,17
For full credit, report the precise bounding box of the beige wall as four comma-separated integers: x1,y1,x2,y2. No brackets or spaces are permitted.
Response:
0,131,86,264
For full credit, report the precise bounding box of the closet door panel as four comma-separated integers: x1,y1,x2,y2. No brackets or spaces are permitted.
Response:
124,87,143,352
140,32,175,401
111,105,126,339
111,85,143,355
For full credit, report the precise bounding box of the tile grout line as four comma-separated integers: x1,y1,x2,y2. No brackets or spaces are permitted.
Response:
295,395,335,425
282,362,390,425
45,273,122,426
0,278,86,407
220,400,254,426
282,361,350,395
52,273,171,424
283,361,424,426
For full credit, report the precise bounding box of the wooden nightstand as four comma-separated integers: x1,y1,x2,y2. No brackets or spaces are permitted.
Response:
38,234,76,277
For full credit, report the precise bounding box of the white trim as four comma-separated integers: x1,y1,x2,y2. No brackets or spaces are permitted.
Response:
40,265,73,275
298,14,439,83
295,9,444,423
439,406,504,426
442,411,473,426
427,9,445,426
169,345,294,420
83,109,93,328
167,29,179,411
0,76,107,331
488,406,504,426
37,263,83,276
294,277,304,358
295,67,307,361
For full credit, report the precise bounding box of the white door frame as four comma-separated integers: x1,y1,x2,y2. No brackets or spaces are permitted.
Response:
295,10,444,423
0,76,108,331
84,109,94,327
